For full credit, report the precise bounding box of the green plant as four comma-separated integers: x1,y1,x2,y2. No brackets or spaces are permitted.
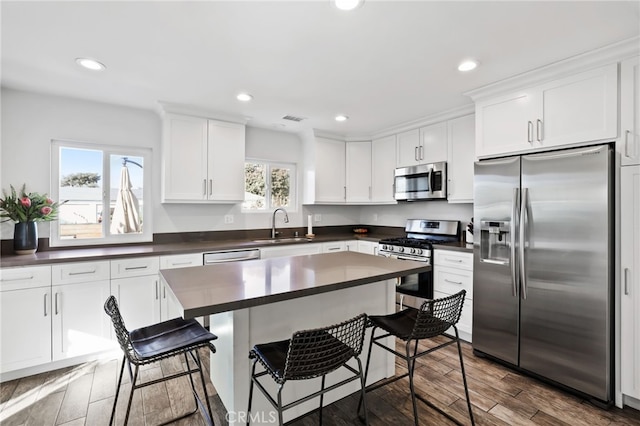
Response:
0,184,64,222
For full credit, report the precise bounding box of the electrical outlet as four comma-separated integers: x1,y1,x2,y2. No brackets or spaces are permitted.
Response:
224,215,234,224
314,214,322,222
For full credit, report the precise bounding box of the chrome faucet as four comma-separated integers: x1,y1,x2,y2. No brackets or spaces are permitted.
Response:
271,208,289,238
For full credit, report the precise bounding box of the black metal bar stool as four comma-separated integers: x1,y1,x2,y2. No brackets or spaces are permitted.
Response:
104,295,218,425
247,313,369,425
359,290,474,426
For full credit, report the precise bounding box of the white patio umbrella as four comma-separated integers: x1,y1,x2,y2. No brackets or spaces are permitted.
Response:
110,164,141,234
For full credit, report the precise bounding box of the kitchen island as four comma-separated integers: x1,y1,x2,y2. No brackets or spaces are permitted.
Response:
159,251,430,425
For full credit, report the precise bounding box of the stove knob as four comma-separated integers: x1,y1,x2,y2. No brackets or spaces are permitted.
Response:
416,249,422,255
381,245,387,250
398,247,404,253
410,248,416,254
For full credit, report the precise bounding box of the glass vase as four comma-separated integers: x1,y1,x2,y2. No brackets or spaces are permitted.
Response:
14,221,38,255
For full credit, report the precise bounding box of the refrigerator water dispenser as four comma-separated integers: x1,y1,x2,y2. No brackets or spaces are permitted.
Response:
479,220,511,264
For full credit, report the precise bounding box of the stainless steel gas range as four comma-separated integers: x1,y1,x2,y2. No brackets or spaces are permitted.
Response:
378,219,460,308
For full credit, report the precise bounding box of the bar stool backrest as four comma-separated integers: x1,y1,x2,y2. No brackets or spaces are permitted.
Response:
104,295,142,364
410,290,466,340
284,313,367,381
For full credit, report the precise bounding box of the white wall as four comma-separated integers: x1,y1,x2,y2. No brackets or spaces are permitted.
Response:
0,88,472,240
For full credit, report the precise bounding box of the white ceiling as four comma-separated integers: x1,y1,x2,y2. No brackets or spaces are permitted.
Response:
2,1,639,137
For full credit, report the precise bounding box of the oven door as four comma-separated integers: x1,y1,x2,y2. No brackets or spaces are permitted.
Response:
380,252,433,308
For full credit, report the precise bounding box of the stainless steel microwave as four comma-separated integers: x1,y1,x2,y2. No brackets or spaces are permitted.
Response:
394,162,447,201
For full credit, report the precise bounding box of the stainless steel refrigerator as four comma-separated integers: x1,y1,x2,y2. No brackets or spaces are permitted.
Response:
472,144,613,404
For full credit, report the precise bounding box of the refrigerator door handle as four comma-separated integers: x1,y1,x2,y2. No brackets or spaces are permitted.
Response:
511,188,519,297
519,188,528,299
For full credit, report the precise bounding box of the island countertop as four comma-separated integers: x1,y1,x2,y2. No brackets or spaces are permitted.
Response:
159,251,430,318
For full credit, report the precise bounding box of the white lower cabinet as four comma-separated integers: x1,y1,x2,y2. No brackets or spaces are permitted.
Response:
322,241,347,253
159,253,203,321
51,261,113,361
111,256,160,330
433,249,473,342
356,240,378,255
0,266,52,373
621,165,640,401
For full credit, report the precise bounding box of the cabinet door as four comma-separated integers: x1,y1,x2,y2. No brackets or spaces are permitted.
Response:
162,114,208,201
160,280,183,322
621,165,640,398
315,137,346,203
111,275,160,330
160,253,203,269
371,135,397,203
346,141,372,203
475,89,538,158
621,57,640,166
396,129,420,167
322,241,347,253
0,286,52,372
419,121,448,164
52,280,113,361
447,115,475,203
357,240,378,255
539,63,617,148
207,120,246,201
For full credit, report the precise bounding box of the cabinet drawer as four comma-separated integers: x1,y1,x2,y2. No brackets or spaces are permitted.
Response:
0,265,51,291
160,253,202,269
111,256,160,279
434,290,473,337
52,261,110,285
434,250,473,270
322,242,347,253
434,265,473,299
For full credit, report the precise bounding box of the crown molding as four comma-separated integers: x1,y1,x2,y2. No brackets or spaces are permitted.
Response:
157,101,249,125
465,36,640,102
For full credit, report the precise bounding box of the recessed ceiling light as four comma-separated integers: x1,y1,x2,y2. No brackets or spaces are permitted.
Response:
75,57,106,71
335,115,349,122
236,93,253,102
458,59,479,72
333,0,364,11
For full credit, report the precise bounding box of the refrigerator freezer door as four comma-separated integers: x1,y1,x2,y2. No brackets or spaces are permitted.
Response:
473,156,521,365
519,145,612,401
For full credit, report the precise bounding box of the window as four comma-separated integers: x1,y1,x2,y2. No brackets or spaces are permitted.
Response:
50,140,152,246
243,160,296,211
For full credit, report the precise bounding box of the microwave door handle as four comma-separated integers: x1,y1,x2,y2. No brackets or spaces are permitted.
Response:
428,168,434,193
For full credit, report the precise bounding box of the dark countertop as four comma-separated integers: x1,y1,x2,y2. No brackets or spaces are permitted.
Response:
160,251,431,318
0,233,388,268
433,241,474,253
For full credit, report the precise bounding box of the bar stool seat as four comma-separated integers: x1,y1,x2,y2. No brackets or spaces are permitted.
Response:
361,290,474,426
247,314,369,425
104,295,218,426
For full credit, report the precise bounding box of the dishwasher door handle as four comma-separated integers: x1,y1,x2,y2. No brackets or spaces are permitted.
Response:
203,249,260,264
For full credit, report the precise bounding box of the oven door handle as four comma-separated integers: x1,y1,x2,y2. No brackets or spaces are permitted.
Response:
394,255,428,262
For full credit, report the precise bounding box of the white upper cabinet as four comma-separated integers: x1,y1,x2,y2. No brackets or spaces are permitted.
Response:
447,114,475,203
397,123,447,167
419,121,448,164
346,141,372,203
371,135,397,203
304,136,346,204
162,113,245,203
621,57,640,166
475,63,618,158
396,128,421,167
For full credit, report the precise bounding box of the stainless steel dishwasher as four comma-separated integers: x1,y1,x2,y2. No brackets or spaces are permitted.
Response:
203,248,260,265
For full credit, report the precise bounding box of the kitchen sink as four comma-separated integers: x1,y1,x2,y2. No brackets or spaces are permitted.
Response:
252,237,312,243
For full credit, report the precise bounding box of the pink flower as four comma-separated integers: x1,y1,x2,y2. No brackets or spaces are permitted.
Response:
46,198,53,205
20,197,31,208
41,206,53,215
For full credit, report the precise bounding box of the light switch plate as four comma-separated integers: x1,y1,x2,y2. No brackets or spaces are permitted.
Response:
224,215,234,224
314,214,322,222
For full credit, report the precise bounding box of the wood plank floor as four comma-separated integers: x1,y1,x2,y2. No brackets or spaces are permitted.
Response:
2,337,640,425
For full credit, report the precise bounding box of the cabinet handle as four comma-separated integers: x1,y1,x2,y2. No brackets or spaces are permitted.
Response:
44,293,48,317
163,286,166,299
124,265,148,271
344,186,346,200
444,278,463,285
444,257,463,263
419,145,424,160
209,179,213,196
536,119,543,142
369,186,372,200
625,130,633,158
203,179,207,196
68,269,96,276
0,274,34,282
527,121,533,144
327,247,340,251
155,280,159,300
624,268,630,295
414,146,419,161
55,292,59,315
171,261,192,266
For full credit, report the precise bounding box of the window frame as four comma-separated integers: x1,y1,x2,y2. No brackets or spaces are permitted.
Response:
50,139,152,247
242,158,297,213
